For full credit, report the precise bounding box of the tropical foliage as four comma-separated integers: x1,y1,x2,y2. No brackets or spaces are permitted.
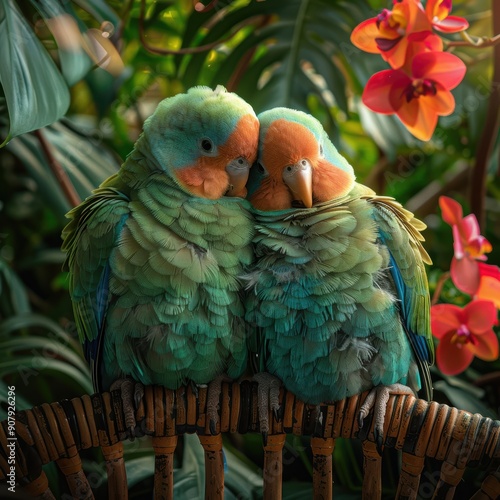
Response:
1,0,499,497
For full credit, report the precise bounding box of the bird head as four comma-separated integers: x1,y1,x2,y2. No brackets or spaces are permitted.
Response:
137,86,259,199
248,108,355,211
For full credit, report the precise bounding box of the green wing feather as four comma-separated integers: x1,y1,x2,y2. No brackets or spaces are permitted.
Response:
362,189,434,399
62,185,130,387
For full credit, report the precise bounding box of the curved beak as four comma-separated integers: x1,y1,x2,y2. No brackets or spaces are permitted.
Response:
225,157,251,197
283,159,313,208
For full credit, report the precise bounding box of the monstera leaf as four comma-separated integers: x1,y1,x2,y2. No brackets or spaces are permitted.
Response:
0,0,121,147
0,0,70,146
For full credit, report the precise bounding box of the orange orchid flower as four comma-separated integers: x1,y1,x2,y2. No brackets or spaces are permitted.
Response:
362,51,466,141
426,0,469,33
351,0,442,69
431,300,498,376
439,196,492,294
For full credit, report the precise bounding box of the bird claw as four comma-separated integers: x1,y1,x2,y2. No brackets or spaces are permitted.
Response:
206,375,231,435
358,383,415,454
110,378,143,439
273,407,280,422
253,372,282,443
134,382,144,409
209,418,217,436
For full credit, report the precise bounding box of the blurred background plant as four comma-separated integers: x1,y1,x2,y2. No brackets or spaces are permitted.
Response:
1,0,499,497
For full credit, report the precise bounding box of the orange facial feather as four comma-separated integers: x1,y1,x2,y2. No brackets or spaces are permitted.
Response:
312,158,355,203
250,175,295,211
251,118,353,210
262,119,319,171
176,114,259,199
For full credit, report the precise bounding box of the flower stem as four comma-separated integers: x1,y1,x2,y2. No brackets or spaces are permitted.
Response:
469,0,500,228
446,31,500,49
431,271,450,305
34,129,81,209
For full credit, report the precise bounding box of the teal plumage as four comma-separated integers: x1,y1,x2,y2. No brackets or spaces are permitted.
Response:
245,107,433,406
62,86,259,392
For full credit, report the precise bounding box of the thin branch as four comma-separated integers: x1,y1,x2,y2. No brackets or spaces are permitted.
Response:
469,1,500,228
139,0,245,56
445,31,500,49
116,0,135,45
431,272,450,306
34,129,81,209
193,0,218,13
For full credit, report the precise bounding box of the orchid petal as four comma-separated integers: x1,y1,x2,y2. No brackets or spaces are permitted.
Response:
426,0,451,21
436,331,474,375
469,329,499,361
350,18,381,54
433,16,469,33
420,86,455,115
476,276,500,309
396,96,438,141
466,235,492,258
451,256,480,295
478,263,500,279
402,33,443,73
463,300,498,334
362,70,410,114
431,303,463,338
380,37,409,69
412,52,466,89
461,213,481,240
409,0,434,32
439,196,463,226
452,225,465,258
407,31,443,49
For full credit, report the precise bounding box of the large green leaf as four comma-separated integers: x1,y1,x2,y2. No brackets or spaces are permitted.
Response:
0,257,31,318
433,379,497,419
0,0,70,146
0,313,92,409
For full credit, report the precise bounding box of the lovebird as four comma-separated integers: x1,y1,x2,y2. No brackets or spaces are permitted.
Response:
244,107,433,444
62,86,259,431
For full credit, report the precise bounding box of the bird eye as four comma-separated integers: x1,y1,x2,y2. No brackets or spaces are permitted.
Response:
200,138,214,153
286,166,292,172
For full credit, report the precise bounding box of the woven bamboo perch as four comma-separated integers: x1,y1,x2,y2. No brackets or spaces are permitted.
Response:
1,381,500,499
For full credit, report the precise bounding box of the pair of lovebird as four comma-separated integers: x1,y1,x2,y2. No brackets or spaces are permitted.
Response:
62,86,433,442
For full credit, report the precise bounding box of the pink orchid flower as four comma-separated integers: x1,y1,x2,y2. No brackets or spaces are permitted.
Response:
431,300,499,375
362,52,466,141
439,196,492,294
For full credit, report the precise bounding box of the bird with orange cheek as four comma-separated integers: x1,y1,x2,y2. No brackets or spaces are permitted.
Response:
63,86,259,433
244,107,433,448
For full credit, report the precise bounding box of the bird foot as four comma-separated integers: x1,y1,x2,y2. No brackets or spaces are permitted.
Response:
253,372,282,446
206,375,232,435
110,378,144,439
358,383,415,454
